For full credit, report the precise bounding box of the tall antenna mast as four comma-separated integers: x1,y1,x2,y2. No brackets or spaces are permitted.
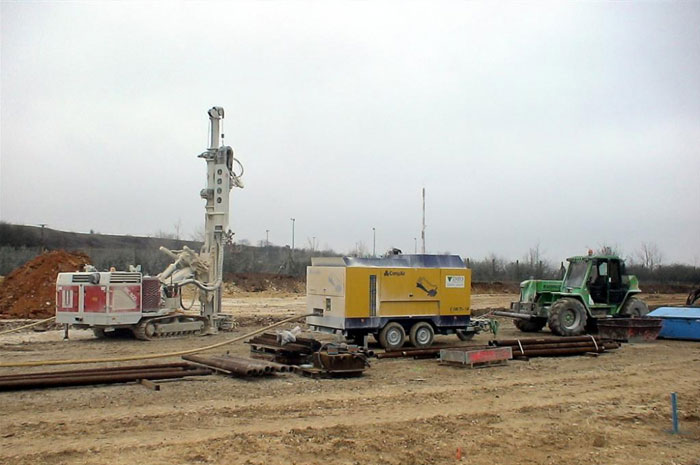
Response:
421,187,426,254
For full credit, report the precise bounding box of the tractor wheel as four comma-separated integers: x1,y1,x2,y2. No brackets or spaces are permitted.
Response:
379,322,406,350
620,297,649,318
513,318,546,333
548,298,587,336
409,322,434,348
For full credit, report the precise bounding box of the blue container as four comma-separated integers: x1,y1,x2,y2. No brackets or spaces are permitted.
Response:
647,307,700,341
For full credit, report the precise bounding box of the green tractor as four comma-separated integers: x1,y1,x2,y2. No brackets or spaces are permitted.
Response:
504,254,649,336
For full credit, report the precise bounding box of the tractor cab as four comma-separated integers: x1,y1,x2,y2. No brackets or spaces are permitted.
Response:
563,255,629,308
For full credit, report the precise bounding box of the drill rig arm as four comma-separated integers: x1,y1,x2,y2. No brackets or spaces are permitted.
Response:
157,106,243,331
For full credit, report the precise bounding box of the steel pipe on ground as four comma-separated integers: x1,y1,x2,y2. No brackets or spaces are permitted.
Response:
0,368,212,391
510,344,619,357
494,341,619,350
491,336,608,346
183,354,269,376
377,341,619,359
210,356,272,374
385,344,487,353
377,346,490,359
0,363,193,382
215,355,294,372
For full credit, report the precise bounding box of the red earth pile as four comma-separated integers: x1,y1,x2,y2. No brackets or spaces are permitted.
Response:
0,250,91,319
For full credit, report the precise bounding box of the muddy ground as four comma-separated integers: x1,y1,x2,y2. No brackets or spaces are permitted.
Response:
0,293,699,465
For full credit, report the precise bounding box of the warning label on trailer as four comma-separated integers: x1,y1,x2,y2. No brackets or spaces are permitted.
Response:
445,275,465,288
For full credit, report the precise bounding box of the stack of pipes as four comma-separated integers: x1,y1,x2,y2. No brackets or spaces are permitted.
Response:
376,345,489,359
489,336,620,357
182,354,294,377
376,336,620,360
0,363,212,391
247,332,322,365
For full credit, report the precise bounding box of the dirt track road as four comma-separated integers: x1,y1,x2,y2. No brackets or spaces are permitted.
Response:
1,294,699,465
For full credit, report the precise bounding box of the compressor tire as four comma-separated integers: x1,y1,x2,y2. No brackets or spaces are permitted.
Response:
409,322,435,348
513,318,546,333
620,297,649,317
548,298,587,336
456,329,475,341
345,332,366,345
379,322,406,350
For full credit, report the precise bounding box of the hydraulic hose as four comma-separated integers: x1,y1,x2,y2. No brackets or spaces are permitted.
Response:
178,278,222,292
0,313,314,368
0,317,56,336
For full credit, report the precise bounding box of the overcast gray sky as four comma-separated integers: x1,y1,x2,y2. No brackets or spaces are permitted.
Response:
1,1,699,264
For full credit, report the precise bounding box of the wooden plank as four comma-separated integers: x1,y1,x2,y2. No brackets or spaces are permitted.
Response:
139,379,161,391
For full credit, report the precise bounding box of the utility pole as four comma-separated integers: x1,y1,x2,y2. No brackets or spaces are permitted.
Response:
290,218,295,252
265,229,269,246
414,237,417,254
421,187,426,254
39,223,47,252
372,227,376,257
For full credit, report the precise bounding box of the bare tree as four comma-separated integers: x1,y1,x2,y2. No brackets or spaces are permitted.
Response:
189,225,205,243
637,242,663,270
597,243,623,256
306,237,316,252
173,219,183,240
349,241,369,257
154,230,177,240
525,242,541,268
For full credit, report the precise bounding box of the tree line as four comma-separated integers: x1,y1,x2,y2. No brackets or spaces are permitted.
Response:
0,222,698,284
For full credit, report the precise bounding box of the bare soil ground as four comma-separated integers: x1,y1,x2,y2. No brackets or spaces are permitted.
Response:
1,293,699,465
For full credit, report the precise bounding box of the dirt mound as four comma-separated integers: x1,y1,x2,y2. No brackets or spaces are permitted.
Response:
224,272,304,294
0,250,91,319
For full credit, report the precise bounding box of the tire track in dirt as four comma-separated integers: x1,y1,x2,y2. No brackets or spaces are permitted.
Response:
2,353,698,463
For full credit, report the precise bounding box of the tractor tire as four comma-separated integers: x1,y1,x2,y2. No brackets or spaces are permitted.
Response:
548,298,587,336
620,297,649,318
409,322,435,348
513,318,546,333
379,322,406,350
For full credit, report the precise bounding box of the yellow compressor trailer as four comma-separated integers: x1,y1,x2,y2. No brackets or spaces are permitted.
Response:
306,254,475,349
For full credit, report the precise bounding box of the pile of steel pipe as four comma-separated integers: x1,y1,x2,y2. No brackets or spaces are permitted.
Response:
182,354,294,377
489,336,620,357
0,363,212,391
246,332,323,365
377,345,489,359
247,333,322,353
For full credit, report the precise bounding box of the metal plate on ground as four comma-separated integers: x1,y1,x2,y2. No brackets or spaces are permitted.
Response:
440,346,512,368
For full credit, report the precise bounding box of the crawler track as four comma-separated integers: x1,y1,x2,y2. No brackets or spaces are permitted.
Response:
132,315,208,340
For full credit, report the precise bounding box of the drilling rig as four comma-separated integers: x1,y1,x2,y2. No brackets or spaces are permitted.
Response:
55,106,244,339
